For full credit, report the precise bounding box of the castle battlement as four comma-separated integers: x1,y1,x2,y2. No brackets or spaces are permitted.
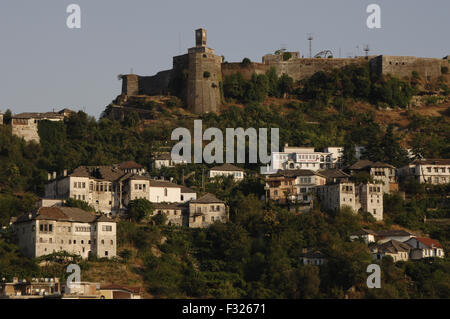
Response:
120,28,449,114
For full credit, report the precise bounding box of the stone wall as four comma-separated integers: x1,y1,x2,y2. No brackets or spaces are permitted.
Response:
371,55,446,82
186,46,223,114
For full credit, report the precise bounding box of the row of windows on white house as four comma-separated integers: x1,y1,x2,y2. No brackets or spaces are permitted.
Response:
33,224,112,233
36,238,114,245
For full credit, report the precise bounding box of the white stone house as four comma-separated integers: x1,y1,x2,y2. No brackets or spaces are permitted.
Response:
300,250,327,266
11,207,116,259
315,182,384,220
371,240,411,262
153,152,187,169
261,144,343,174
350,229,377,243
11,112,65,143
209,163,245,181
398,159,450,185
404,237,445,259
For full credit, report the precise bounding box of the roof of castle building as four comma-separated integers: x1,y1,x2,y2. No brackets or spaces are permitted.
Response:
210,163,244,172
14,207,113,224
190,193,224,204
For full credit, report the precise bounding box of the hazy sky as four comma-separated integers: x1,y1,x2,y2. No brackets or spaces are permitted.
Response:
1,0,449,118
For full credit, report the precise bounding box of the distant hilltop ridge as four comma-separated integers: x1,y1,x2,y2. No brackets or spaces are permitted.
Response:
119,28,450,114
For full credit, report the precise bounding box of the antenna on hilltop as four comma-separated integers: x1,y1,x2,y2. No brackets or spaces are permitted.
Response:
130,68,134,75
307,34,313,58
364,44,370,59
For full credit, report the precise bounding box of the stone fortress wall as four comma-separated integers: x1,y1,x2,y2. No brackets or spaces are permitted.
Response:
120,28,449,114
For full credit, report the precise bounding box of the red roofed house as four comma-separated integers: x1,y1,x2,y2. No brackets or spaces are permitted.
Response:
404,237,445,259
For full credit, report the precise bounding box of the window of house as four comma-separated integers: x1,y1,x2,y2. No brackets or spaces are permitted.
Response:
105,251,108,256
110,240,113,245
211,216,215,222
164,188,168,196
40,224,43,232
202,216,206,222
73,240,76,244
101,240,105,245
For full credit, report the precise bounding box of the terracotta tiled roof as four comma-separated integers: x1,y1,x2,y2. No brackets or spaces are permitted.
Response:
210,163,244,172
118,161,144,170
415,237,442,248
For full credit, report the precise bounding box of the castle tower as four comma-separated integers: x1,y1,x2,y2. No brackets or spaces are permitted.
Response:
196,28,207,47
187,28,223,114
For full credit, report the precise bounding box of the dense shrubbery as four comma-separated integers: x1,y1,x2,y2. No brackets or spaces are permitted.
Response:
223,67,294,103
300,64,416,108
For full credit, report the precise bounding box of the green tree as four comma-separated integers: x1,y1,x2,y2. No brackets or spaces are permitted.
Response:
126,199,154,222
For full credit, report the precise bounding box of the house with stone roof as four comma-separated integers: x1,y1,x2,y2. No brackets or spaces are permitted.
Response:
347,160,397,193
209,163,245,181
44,163,196,216
11,206,116,259
371,239,411,262
188,193,228,228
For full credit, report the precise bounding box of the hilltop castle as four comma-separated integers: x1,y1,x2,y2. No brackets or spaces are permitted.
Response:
119,28,449,114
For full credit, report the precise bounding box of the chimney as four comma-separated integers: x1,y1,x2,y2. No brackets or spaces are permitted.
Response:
52,171,57,179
